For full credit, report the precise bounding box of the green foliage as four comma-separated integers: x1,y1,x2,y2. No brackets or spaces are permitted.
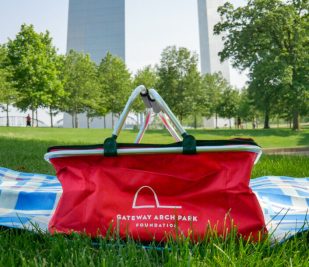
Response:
248,57,286,128
156,46,201,122
215,0,309,130
61,50,100,128
237,88,256,123
6,24,64,112
200,73,232,127
217,87,240,127
0,46,18,126
98,52,132,116
0,46,17,106
133,65,158,89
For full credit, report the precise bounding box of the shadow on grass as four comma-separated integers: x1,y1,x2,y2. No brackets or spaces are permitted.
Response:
0,137,57,175
297,132,309,147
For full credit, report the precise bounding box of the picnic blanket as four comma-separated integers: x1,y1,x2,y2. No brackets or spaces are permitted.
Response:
0,166,308,242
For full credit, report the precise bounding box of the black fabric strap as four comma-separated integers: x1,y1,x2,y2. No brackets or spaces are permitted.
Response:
103,134,197,156
103,136,117,156
182,134,197,155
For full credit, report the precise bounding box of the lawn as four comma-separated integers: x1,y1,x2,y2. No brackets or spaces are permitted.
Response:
0,127,308,147
0,127,308,177
0,127,308,266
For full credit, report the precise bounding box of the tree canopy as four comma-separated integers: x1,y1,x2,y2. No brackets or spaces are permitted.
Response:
61,50,99,128
132,65,158,112
156,46,201,122
0,45,17,126
98,52,132,126
215,0,309,130
6,24,64,118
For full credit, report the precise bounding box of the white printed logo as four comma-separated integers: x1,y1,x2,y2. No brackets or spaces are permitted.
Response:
132,186,182,209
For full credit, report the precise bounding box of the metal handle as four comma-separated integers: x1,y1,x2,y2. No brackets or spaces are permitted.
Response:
158,113,182,142
134,109,153,143
112,86,187,141
148,89,187,137
112,85,147,138
106,86,195,156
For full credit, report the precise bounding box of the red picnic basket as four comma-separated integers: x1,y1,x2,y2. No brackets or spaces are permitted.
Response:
45,86,266,241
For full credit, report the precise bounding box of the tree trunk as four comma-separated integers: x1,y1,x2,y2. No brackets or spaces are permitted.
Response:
75,112,78,128
263,110,270,129
36,109,39,127
229,118,231,129
50,107,54,128
104,116,106,129
71,113,75,128
31,109,34,127
87,114,90,129
292,110,300,130
194,115,197,129
112,113,114,128
6,103,9,127
215,113,218,128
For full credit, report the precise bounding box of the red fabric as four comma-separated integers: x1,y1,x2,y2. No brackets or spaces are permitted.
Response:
49,151,266,241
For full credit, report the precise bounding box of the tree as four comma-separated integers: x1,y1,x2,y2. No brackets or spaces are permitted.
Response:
156,46,201,123
6,24,64,126
237,88,257,128
61,50,99,128
132,66,158,113
0,46,17,126
215,0,309,130
98,52,132,127
217,87,240,128
200,72,229,128
247,53,297,128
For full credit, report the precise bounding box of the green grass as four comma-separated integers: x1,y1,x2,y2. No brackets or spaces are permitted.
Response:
0,127,308,266
0,126,308,147
0,127,308,176
1,228,308,266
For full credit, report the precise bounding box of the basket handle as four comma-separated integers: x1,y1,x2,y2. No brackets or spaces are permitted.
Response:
104,86,196,156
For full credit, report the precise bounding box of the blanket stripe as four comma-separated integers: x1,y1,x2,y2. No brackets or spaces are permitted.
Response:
0,167,62,231
0,167,308,242
251,176,309,241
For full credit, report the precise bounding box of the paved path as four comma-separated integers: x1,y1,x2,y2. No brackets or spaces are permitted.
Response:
263,147,309,156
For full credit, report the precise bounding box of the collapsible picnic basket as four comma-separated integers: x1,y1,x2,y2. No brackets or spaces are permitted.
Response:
45,86,266,241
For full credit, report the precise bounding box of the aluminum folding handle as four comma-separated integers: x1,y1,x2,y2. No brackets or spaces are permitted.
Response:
112,85,147,138
148,89,187,137
108,85,193,156
112,85,187,139
140,92,152,109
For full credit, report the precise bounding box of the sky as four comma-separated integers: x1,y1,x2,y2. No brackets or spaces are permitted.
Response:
0,0,247,88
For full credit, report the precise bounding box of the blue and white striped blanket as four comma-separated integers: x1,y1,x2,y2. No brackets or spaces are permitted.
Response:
0,167,308,242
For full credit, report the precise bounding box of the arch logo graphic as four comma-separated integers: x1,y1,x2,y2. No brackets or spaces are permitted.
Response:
132,186,182,209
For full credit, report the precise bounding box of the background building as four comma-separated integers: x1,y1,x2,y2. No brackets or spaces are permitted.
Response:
67,0,125,63
197,0,230,81
62,0,230,128
63,0,125,128
198,0,232,128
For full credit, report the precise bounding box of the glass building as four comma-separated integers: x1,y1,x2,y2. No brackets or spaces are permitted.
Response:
67,0,125,64
64,0,125,128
